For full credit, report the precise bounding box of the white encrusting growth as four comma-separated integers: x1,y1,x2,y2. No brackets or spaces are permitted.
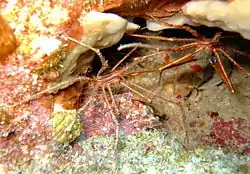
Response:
59,11,140,85
78,11,139,48
30,36,62,57
182,0,250,40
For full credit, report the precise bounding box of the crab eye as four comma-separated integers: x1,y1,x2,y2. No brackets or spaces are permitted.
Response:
209,56,217,64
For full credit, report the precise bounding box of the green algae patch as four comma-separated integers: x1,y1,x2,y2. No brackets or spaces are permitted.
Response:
50,110,83,143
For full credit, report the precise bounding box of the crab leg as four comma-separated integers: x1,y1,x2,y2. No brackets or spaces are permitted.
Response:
211,49,235,93
122,78,178,106
127,33,197,42
147,14,203,39
66,36,108,77
102,85,120,167
223,45,250,58
219,48,249,75
159,47,203,71
120,82,152,103
8,76,91,108
111,47,138,72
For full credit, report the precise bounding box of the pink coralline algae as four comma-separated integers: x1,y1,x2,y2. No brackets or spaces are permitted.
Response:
0,55,54,170
202,118,249,153
82,92,160,138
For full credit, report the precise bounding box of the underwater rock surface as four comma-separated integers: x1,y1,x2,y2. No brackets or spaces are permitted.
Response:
20,130,249,174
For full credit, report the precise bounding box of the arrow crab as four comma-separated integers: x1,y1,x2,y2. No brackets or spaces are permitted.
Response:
127,16,250,93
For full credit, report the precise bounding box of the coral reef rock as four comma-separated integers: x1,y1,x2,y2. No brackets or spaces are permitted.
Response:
82,92,160,138
20,130,250,174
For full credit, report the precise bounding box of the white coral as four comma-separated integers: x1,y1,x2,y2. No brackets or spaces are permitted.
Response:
182,0,250,39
